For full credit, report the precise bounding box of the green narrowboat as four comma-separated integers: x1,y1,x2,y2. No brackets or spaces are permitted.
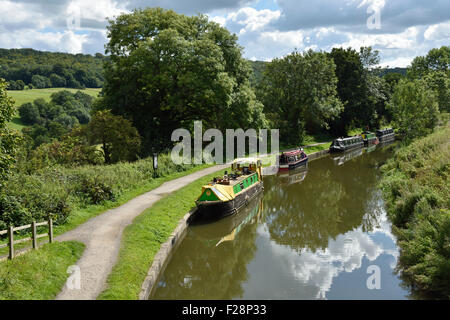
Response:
195,158,264,221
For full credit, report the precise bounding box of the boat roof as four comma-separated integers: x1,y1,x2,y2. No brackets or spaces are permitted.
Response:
335,135,363,141
281,149,303,156
231,157,261,165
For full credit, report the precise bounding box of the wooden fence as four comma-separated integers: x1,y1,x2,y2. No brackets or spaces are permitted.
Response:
0,219,53,260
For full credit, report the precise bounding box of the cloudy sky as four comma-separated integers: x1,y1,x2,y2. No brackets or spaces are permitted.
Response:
0,0,449,67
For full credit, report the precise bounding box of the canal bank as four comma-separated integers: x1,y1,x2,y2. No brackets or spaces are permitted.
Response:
149,142,411,300
380,125,450,299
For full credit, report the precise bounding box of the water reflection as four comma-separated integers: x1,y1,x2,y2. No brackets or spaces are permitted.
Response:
152,196,263,300
151,143,410,300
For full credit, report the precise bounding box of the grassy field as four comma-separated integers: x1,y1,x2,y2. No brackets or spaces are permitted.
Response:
0,241,85,300
98,168,225,300
380,124,450,299
7,88,101,131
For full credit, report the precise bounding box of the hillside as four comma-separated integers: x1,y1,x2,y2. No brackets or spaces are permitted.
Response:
0,48,106,89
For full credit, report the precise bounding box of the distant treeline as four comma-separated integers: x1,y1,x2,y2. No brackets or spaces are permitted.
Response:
248,60,407,86
0,48,106,90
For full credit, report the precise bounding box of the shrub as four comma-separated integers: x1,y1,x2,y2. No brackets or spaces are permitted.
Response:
78,177,116,204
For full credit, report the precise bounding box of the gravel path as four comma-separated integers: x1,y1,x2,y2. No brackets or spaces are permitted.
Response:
56,164,228,300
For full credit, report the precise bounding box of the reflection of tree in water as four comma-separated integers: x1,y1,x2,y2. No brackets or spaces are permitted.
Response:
264,146,394,253
152,198,262,300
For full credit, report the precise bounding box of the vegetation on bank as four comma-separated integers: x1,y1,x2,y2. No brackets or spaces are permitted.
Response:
0,241,85,300
0,153,208,245
380,124,449,299
98,169,224,300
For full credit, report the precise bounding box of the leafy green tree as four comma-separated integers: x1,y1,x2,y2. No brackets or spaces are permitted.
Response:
50,73,67,87
328,47,366,135
388,79,439,142
102,8,266,154
408,46,449,79
18,102,40,125
0,79,20,189
85,110,141,163
384,72,404,94
408,46,449,112
31,75,51,89
259,49,342,144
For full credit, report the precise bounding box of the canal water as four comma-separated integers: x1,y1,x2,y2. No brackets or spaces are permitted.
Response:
151,143,411,300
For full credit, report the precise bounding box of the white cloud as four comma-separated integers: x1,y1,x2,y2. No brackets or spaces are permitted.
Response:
0,0,448,65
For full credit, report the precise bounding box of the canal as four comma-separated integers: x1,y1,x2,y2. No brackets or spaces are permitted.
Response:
151,142,411,300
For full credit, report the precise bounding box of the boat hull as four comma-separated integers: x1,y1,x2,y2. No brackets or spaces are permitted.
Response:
377,133,395,142
195,182,264,221
279,157,308,171
329,142,364,153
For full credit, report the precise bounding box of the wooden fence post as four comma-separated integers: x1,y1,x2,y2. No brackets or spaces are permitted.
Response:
32,221,37,249
8,226,14,260
48,218,53,243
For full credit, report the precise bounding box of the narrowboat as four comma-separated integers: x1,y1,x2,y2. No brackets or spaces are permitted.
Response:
360,131,379,146
279,148,308,171
329,136,364,153
195,158,263,221
376,128,395,142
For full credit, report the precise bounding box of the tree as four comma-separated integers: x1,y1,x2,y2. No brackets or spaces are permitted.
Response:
31,75,51,89
259,49,342,144
50,73,67,87
407,46,449,112
18,102,40,125
384,72,404,94
408,46,449,79
388,79,439,142
328,47,366,135
0,79,20,189
85,110,141,163
102,8,266,154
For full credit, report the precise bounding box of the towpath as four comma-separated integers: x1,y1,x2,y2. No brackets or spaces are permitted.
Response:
56,164,228,300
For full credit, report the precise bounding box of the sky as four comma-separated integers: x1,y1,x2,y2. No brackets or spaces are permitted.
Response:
0,0,449,67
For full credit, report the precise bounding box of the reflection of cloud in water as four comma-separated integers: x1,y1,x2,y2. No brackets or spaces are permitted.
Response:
257,209,399,299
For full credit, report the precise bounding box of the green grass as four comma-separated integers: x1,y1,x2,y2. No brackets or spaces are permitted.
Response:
380,123,450,299
98,168,226,300
0,241,85,300
6,88,101,131
7,88,101,106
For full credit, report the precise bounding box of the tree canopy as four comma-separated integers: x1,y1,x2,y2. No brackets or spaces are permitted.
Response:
258,49,342,144
0,79,20,189
101,8,266,154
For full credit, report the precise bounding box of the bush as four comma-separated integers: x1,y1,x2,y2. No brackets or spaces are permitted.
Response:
78,177,116,204
1,152,197,229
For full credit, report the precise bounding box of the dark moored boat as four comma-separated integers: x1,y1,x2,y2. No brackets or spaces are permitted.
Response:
329,136,364,153
360,131,379,146
376,128,395,142
195,158,263,221
279,148,308,171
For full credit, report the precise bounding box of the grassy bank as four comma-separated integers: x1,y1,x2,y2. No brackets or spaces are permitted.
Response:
380,124,449,299
0,241,85,300
1,154,210,255
98,168,226,300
